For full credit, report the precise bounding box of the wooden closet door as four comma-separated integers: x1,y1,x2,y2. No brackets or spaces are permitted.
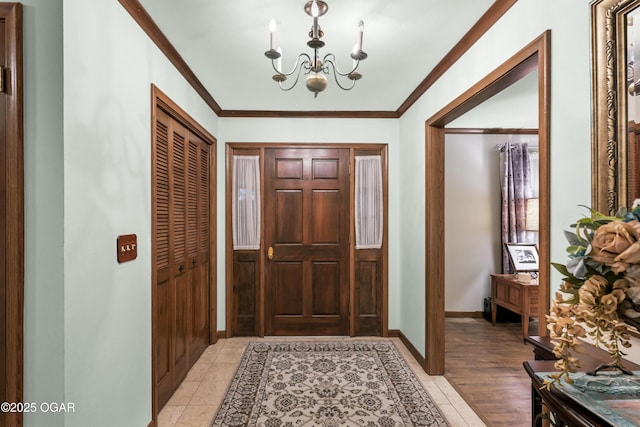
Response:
171,117,189,386
187,133,210,363
154,107,210,409
155,108,173,407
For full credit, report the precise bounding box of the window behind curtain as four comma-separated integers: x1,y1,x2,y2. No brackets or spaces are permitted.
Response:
355,155,383,249
232,155,260,250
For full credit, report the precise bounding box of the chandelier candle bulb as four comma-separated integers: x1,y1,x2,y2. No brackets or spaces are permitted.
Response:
312,1,319,39
269,19,276,50
357,20,364,51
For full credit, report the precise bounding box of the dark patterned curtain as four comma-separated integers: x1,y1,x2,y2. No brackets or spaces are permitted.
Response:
501,142,532,273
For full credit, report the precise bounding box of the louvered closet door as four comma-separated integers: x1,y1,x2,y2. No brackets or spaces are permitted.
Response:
171,117,190,387
187,132,210,363
155,108,173,407
154,107,210,409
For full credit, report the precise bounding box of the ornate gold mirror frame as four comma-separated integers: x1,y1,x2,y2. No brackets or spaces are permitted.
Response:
592,0,640,214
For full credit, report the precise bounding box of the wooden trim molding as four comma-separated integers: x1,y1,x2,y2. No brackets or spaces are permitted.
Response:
118,0,514,119
445,128,538,135
0,4,23,427
424,31,551,375
219,110,399,119
445,311,484,318
396,0,517,116
118,0,222,115
388,330,425,367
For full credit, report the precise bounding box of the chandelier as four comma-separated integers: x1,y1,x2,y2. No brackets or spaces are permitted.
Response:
264,0,367,97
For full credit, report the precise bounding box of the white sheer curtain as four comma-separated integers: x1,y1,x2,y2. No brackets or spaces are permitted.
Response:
355,155,383,249
232,155,261,250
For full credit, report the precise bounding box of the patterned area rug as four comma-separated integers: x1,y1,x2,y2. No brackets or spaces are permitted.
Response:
210,340,449,426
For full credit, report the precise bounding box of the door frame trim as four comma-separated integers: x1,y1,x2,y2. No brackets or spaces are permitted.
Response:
1,4,23,427
225,143,388,337
424,31,551,374
150,84,217,424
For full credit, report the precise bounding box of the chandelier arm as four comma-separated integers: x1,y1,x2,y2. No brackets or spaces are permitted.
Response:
322,53,360,76
277,60,308,91
324,60,357,91
271,53,313,77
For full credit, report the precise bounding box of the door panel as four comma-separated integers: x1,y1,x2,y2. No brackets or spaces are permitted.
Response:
265,148,350,336
274,262,303,316
234,253,259,335
196,143,211,350
311,190,340,243
154,110,173,405
276,190,303,243
312,262,340,315
171,119,189,384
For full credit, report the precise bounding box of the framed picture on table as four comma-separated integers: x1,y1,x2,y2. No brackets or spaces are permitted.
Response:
505,242,539,272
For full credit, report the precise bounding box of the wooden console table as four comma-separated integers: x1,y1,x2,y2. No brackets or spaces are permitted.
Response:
490,274,538,337
524,360,615,427
524,336,640,426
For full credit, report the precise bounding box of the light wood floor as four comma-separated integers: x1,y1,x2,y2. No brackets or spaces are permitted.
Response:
444,317,537,427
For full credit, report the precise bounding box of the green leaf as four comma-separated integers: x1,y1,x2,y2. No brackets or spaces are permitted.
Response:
551,262,571,276
562,276,584,286
564,231,587,247
566,245,586,255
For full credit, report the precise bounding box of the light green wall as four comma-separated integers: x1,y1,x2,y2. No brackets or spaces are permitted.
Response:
397,0,592,356
22,1,64,427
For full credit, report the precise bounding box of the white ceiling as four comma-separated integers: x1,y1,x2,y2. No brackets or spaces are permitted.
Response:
137,0,497,112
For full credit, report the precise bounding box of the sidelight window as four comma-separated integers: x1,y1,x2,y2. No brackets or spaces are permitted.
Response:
355,155,383,249
232,155,261,249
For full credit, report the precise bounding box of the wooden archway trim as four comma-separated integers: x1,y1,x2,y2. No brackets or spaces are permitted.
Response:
424,31,551,374
1,4,23,427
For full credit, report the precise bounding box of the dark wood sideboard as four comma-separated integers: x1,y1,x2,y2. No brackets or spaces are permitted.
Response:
524,336,640,427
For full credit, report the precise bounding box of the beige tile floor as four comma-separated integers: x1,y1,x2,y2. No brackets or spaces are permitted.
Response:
158,337,486,427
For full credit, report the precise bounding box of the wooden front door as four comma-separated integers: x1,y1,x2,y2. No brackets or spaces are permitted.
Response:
264,148,350,336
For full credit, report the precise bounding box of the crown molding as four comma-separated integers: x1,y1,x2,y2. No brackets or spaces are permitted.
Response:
118,0,222,115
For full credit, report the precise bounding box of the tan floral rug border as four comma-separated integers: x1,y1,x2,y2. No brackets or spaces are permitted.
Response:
210,340,449,426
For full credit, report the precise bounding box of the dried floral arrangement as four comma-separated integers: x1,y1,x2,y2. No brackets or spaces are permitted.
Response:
545,206,640,388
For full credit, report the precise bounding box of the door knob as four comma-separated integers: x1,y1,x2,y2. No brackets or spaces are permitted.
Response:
267,246,274,260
